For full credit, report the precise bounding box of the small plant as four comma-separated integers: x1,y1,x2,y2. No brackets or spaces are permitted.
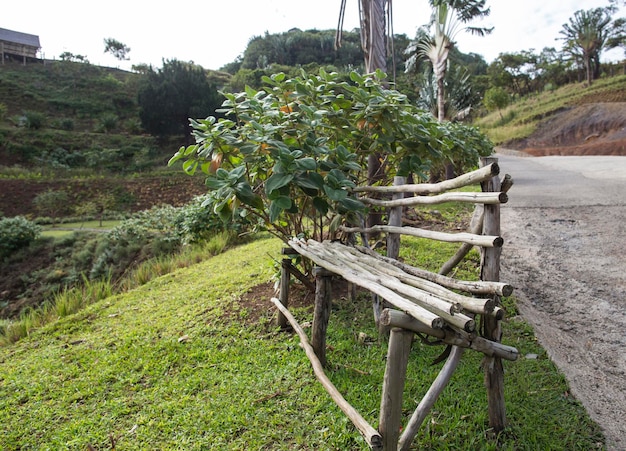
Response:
33,190,71,225
20,111,46,130
58,118,75,131
0,216,42,259
98,113,119,133
0,103,7,122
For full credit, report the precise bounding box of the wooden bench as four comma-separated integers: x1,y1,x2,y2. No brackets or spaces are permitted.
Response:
271,157,517,450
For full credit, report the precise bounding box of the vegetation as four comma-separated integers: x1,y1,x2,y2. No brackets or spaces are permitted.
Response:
137,59,224,140
475,74,626,144
0,216,41,259
170,70,493,246
0,8,624,447
0,234,604,449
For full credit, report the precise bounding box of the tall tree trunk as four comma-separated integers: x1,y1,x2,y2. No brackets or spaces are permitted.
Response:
361,0,388,234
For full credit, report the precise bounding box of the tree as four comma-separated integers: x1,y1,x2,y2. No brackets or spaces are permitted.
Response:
104,38,131,61
483,86,510,120
137,59,223,142
59,52,88,63
405,0,491,180
559,6,624,85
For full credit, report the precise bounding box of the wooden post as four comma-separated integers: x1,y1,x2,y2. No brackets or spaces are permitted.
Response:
480,156,507,432
311,266,333,367
277,258,291,329
379,327,413,450
386,176,405,260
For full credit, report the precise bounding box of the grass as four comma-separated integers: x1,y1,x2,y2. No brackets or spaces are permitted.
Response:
0,233,605,450
0,231,241,346
475,75,626,145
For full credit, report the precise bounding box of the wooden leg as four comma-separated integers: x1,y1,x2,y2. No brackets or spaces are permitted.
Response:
277,258,291,329
379,328,413,450
311,267,333,367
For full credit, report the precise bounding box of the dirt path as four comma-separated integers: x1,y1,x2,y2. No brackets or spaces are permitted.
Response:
496,152,626,450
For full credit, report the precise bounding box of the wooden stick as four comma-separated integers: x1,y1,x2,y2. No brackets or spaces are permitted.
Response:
398,346,465,451
380,309,518,361
311,267,333,368
379,328,413,450
317,243,461,315
289,239,445,330
330,242,495,314
271,298,383,450
285,260,315,292
439,204,484,276
359,191,507,208
480,156,507,432
277,259,291,329
355,246,513,297
340,225,503,248
353,163,500,194
386,176,405,260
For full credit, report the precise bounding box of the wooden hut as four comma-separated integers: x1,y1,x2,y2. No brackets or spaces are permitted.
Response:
0,27,41,64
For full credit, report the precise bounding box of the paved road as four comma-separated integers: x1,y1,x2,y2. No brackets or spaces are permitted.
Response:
496,153,626,207
494,151,626,450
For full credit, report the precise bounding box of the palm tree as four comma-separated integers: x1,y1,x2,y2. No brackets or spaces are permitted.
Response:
408,0,492,123
559,8,613,86
405,0,491,179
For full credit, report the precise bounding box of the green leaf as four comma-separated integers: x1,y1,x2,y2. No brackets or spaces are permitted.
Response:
324,186,347,202
313,197,329,215
294,157,317,171
265,173,294,196
273,196,292,209
338,197,365,212
234,182,264,210
182,159,198,175
294,172,323,191
269,201,284,223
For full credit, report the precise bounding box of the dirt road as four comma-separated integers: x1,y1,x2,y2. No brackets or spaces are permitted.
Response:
496,152,626,450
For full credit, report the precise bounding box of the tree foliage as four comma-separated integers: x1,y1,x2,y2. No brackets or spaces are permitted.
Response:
137,60,223,138
104,38,131,61
241,29,364,71
170,70,492,245
559,6,625,85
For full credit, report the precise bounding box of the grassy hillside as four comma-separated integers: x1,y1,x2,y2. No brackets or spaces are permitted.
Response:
0,236,604,450
475,75,626,146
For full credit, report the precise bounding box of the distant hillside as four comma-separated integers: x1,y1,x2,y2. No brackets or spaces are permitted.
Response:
476,75,626,156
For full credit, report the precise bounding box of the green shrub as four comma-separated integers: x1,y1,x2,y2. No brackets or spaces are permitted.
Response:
173,193,253,244
20,111,46,130
0,103,7,122
58,118,75,131
33,190,71,223
98,113,118,133
0,216,42,258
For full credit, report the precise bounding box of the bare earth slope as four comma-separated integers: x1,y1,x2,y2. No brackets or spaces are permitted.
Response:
498,101,626,450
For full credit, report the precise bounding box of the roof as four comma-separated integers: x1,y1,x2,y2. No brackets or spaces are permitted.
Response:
0,27,41,48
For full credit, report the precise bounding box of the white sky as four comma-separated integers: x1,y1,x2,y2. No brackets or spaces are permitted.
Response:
3,0,624,71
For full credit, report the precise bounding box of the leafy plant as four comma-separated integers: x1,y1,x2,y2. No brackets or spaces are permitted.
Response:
170,69,493,245
0,216,41,259
20,111,46,130
33,190,71,224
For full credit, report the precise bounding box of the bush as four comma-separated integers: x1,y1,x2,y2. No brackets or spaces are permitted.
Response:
98,113,119,133
0,103,7,122
20,111,46,130
173,193,253,244
0,216,41,258
33,190,71,223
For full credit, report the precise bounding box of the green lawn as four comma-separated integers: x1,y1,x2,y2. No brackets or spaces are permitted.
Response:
41,220,121,238
0,236,604,450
